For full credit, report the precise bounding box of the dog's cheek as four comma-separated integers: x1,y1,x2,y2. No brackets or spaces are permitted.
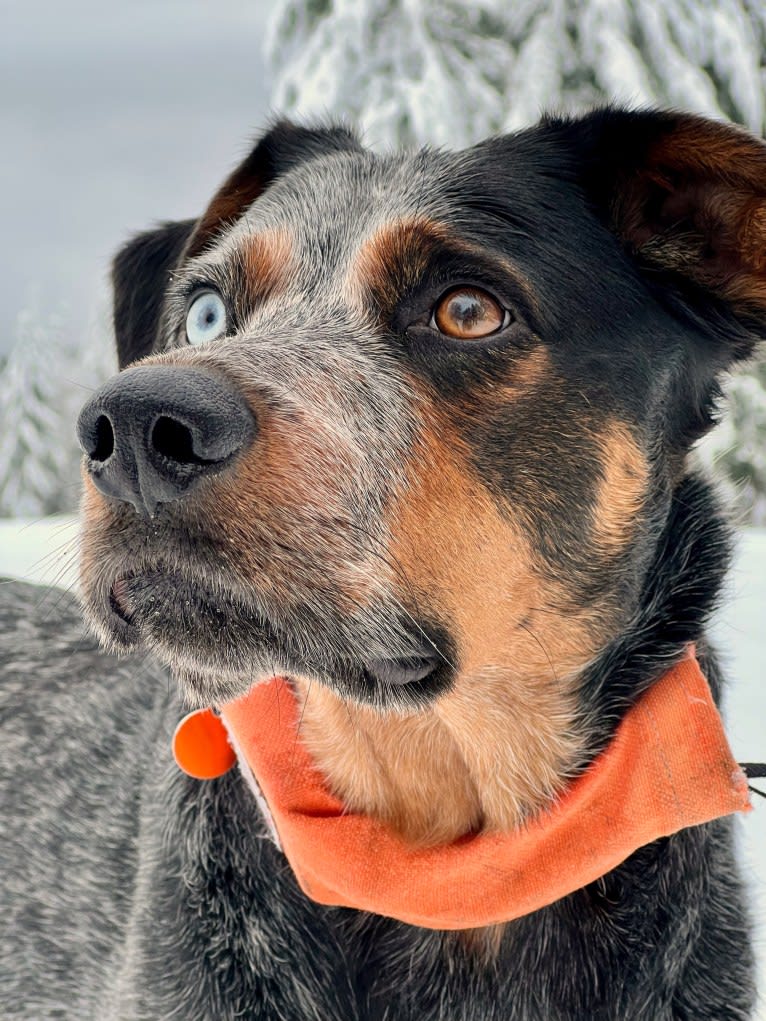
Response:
589,421,649,557
460,353,650,606
79,476,113,582
77,478,126,642
209,431,383,613
385,412,604,682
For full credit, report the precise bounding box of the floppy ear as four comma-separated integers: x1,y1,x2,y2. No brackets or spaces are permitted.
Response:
111,121,362,369
558,107,766,367
112,219,196,369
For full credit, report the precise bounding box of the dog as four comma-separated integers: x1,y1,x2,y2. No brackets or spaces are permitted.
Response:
1,106,763,1019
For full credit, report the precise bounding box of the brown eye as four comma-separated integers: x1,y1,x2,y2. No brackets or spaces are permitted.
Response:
432,287,507,339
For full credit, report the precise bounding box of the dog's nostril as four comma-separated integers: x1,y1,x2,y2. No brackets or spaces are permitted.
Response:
91,415,115,462
151,416,209,466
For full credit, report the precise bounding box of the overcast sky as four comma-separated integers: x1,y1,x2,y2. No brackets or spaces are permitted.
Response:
1,0,276,356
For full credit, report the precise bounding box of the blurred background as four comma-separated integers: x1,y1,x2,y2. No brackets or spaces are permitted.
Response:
1,0,765,1009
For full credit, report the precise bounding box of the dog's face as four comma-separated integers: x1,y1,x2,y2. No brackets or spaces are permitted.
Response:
78,110,765,717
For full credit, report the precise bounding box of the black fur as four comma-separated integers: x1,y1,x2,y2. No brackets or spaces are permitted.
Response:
112,219,195,368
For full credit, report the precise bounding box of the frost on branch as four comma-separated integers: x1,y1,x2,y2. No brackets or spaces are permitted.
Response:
0,308,114,518
267,0,766,148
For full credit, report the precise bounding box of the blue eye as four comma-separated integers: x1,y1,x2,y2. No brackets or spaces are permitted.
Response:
185,290,227,345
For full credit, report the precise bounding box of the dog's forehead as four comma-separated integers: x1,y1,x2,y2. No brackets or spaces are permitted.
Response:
225,147,462,270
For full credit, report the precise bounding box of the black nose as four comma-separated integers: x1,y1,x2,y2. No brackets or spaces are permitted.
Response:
77,365,255,516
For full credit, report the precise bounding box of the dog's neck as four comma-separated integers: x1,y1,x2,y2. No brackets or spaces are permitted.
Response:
293,669,582,846
220,646,749,932
293,602,595,847
294,475,730,847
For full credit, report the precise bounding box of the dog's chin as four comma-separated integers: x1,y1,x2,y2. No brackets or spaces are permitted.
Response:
85,570,453,710
170,664,288,709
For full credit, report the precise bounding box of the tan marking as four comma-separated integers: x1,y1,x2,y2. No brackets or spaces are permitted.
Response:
236,229,293,306
351,216,541,321
78,474,114,590
210,420,377,613
498,345,550,397
591,421,648,554
648,116,766,184
353,216,450,311
292,683,484,847
78,474,134,641
154,343,386,614
295,410,606,945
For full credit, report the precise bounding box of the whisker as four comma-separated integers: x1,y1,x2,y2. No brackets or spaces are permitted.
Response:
293,675,314,765
517,617,558,685
386,591,458,672
40,552,80,596
37,568,82,621
26,536,80,577
14,515,78,535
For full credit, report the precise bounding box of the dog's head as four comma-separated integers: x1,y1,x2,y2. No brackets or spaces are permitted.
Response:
78,109,765,719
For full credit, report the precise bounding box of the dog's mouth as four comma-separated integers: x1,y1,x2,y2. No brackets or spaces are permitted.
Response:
109,577,136,626
101,570,451,708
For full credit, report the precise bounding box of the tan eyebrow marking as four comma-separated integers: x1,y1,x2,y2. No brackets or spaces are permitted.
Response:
353,216,452,310
351,215,541,322
234,228,294,306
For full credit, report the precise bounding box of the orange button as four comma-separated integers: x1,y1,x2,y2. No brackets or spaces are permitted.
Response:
172,708,236,780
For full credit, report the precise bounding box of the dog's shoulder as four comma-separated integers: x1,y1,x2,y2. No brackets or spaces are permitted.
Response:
0,580,179,1018
0,577,167,734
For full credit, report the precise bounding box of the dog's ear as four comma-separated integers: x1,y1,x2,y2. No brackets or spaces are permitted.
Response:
558,107,766,368
112,219,196,369
184,121,362,258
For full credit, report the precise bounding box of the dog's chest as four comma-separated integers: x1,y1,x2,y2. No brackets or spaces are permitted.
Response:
0,584,754,1021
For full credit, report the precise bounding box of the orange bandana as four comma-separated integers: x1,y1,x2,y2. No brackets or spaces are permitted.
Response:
209,653,750,930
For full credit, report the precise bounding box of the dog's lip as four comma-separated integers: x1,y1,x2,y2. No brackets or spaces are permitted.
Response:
100,569,443,691
109,576,137,626
363,651,440,687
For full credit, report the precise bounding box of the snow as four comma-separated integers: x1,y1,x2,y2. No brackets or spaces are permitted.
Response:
0,514,764,1008
0,309,115,518
712,530,766,1018
0,516,81,591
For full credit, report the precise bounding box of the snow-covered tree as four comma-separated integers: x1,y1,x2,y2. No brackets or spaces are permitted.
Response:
267,0,766,147
697,366,766,525
267,0,766,523
0,307,114,518
0,310,70,517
